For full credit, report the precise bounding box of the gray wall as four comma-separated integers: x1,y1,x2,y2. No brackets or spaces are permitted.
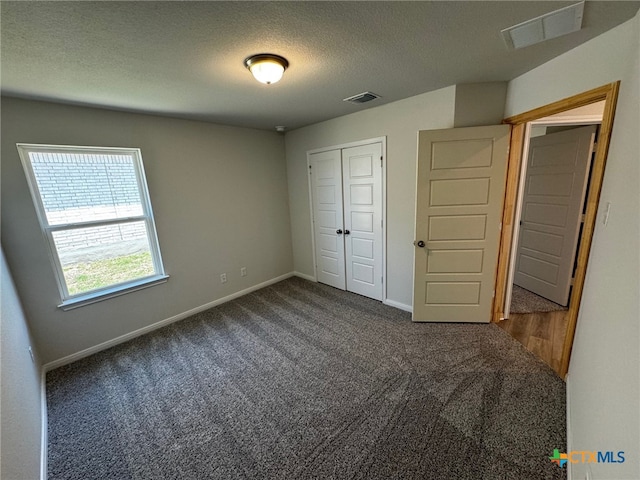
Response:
1,98,293,364
506,13,640,480
1,249,42,480
454,82,507,128
285,86,456,309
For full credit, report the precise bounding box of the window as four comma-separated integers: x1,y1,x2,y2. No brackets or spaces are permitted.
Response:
18,144,167,309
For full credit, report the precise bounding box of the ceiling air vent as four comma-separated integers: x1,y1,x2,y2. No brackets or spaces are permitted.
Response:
343,91,381,104
501,1,584,50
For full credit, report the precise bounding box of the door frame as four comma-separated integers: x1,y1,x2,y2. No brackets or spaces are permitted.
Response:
492,82,620,379
306,136,387,301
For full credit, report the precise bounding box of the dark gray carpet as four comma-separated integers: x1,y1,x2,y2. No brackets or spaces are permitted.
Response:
510,285,568,314
47,277,566,480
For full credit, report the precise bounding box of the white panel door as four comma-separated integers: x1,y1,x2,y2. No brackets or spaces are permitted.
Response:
413,125,510,322
342,143,383,301
514,125,596,306
310,149,345,290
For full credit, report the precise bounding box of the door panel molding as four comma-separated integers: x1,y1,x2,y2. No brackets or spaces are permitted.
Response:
495,82,620,379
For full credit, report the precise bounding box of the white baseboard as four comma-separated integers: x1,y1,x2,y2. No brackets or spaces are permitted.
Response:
40,367,48,480
383,299,413,313
293,271,316,282
43,272,295,371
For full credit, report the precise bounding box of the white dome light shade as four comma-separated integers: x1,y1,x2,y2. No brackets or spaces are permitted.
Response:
250,61,284,84
244,54,289,85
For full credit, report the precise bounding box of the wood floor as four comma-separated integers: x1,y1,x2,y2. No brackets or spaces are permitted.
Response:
497,310,568,377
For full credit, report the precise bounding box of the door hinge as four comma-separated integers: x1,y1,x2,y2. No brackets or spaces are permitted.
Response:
499,222,502,232
492,290,496,298
592,142,597,154
380,156,383,167
381,276,384,284
381,219,383,228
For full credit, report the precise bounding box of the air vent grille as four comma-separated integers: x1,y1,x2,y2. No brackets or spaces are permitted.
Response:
343,91,381,104
501,1,584,50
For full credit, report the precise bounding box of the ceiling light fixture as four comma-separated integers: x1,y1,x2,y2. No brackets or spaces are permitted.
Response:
244,54,289,85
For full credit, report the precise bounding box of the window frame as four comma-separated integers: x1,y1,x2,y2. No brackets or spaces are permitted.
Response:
17,143,168,310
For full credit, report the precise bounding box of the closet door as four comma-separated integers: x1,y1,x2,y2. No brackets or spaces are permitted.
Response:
342,143,383,301
309,149,346,289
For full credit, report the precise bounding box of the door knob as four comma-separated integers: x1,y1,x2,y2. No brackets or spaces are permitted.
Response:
344,230,350,235
336,229,343,234
414,240,425,248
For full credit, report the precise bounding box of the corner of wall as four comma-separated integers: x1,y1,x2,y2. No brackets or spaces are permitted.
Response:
454,82,508,127
0,248,44,480
2,98,294,365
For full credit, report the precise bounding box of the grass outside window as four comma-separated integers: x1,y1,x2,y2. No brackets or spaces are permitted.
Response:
63,251,155,295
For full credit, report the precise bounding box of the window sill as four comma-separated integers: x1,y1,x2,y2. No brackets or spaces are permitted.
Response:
58,275,169,311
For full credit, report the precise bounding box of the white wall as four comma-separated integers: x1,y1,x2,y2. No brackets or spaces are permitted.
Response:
1,98,293,365
1,249,43,480
285,87,456,308
506,14,640,480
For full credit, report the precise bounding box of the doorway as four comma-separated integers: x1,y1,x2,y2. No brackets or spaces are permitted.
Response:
492,83,620,378
498,118,604,375
505,103,605,317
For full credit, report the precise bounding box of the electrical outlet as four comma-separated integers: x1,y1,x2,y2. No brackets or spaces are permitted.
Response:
240,267,247,277
220,273,227,284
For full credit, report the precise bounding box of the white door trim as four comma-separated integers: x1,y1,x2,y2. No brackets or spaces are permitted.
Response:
307,136,387,155
529,115,602,126
307,136,387,302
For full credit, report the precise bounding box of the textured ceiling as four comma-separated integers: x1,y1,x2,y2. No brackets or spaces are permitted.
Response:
2,1,638,131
